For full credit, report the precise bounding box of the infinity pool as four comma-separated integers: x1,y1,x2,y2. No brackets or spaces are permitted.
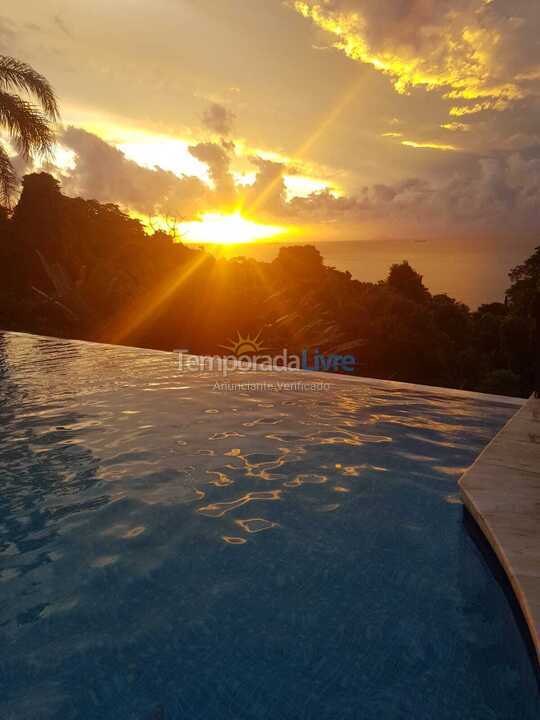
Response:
0,332,538,719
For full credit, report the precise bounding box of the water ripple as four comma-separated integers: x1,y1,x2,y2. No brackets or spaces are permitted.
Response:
0,332,535,720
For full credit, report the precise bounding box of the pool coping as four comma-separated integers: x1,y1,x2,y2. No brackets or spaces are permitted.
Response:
459,394,540,665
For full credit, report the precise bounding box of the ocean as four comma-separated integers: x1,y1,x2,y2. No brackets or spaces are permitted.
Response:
198,238,534,309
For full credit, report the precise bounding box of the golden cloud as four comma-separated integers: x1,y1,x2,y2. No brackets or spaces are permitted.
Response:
294,0,532,116
401,140,458,151
441,122,471,132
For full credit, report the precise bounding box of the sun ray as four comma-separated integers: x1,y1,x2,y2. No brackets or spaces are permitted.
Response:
105,252,209,345
245,79,364,215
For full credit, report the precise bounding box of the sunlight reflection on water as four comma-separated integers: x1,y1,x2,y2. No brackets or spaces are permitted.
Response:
0,332,537,720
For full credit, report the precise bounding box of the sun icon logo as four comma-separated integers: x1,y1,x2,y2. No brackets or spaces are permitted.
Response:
219,330,267,357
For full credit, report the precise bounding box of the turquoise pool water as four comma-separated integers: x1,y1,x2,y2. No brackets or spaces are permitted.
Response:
0,332,538,719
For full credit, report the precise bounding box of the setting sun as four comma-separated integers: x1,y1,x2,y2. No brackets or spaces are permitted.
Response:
2,4,540,718
179,212,286,246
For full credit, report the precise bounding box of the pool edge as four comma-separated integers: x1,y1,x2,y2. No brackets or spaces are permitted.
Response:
0,330,525,407
459,394,540,666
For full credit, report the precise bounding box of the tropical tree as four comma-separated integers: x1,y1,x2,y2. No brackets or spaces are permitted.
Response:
387,260,431,304
0,55,58,205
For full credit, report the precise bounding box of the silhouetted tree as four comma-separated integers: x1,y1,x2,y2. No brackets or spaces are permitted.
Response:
477,302,507,317
0,204,9,235
387,260,431,304
430,294,470,346
479,369,520,397
273,245,325,283
0,173,538,397
0,56,59,204
506,245,540,316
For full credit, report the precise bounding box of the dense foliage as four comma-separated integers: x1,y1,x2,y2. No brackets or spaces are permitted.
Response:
0,173,538,397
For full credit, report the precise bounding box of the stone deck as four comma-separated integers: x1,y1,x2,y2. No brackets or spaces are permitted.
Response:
459,394,540,665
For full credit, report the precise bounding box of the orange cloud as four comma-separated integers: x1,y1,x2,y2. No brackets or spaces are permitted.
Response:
401,140,459,152
293,0,534,116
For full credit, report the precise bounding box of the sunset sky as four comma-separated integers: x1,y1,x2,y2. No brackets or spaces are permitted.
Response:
3,1,540,268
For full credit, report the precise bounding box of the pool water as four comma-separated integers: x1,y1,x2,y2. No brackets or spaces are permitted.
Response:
0,332,538,719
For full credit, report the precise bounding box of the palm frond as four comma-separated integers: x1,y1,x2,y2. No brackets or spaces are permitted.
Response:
0,55,59,120
0,89,55,159
0,142,17,206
